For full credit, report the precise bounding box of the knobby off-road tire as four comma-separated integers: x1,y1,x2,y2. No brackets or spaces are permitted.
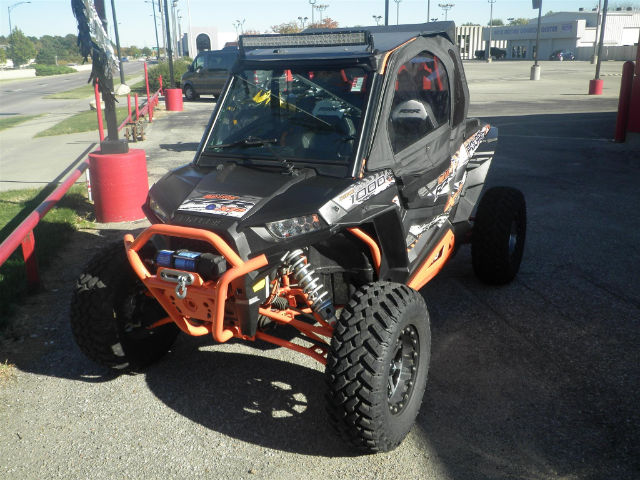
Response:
325,282,431,453
472,186,527,285
70,242,179,371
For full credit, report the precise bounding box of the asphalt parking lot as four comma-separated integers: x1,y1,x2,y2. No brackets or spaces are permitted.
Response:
1,60,638,479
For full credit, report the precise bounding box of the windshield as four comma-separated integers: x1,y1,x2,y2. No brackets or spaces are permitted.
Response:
199,66,373,167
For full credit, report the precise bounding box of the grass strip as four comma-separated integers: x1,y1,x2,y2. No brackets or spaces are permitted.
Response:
34,107,130,137
0,185,94,329
0,115,40,132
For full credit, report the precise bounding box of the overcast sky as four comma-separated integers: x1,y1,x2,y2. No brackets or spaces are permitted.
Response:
1,0,607,46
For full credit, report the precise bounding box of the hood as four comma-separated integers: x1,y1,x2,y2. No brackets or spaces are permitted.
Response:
152,162,353,232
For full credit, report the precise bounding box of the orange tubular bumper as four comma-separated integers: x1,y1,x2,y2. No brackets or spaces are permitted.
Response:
123,224,268,343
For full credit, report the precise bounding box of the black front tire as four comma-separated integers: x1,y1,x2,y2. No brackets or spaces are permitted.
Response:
70,242,179,371
325,282,431,453
183,84,198,101
472,186,527,285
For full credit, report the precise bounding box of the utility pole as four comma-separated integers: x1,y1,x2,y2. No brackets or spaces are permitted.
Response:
487,0,495,63
594,0,609,81
427,0,431,23
394,0,401,25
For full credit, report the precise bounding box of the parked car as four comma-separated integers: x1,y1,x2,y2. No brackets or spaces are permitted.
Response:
181,46,238,100
474,47,506,60
549,50,575,61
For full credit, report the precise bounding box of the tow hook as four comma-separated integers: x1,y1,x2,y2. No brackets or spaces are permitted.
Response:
160,269,195,299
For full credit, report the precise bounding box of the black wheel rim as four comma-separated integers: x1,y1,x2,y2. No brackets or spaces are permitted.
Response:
388,325,419,415
118,284,166,340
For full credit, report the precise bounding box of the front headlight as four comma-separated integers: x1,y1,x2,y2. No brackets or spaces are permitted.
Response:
265,214,324,239
148,196,169,222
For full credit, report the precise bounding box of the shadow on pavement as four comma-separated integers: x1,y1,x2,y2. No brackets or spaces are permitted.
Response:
144,344,350,457
159,142,199,152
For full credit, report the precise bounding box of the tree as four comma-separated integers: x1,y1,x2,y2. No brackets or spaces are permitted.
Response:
461,22,480,26
508,18,529,25
35,45,57,64
271,21,301,34
308,17,339,29
8,29,36,67
141,46,152,57
244,29,262,35
544,10,554,16
488,18,504,26
0,48,7,64
128,45,141,58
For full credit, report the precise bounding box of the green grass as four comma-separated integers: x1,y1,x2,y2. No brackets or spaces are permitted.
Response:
45,73,141,99
0,185,94,329
34,107,130,137
0,115,40,132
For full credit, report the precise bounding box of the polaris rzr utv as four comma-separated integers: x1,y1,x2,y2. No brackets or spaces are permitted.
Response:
71,22,526,453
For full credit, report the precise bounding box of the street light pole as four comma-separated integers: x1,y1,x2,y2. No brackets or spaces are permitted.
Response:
394,0,401,25
372,15,382,26
487,0,495,63
385,0,389,25
163,0,175,86
438,3,454,21
298,16,308,29
146,0,160,60
427,0,430,23
591,0,602,64
309,0,317,25
530,0,542,80
7,1,31,34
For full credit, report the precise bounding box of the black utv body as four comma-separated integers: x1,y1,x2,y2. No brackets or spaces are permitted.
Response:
71,22,526,453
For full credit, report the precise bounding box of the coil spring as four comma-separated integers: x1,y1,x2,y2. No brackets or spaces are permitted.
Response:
283,249,335,321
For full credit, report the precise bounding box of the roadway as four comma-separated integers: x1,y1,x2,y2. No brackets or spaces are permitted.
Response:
0,61,144,117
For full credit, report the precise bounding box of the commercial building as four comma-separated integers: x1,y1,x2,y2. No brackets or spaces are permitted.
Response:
482,9,640,61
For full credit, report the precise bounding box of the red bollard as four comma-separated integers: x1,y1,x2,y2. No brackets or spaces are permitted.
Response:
127,94,132,120
89,149,149,223
94,81,104,142
159,75,163,95
588,79,603,95
135,93,139,121
614,61,635,142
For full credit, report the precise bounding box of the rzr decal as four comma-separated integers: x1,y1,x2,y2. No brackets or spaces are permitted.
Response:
406,214,449,251
177,194,262,218
333,170,395,211
417,126,490,204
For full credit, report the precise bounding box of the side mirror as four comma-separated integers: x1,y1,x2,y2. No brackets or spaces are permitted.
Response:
188,64,194,72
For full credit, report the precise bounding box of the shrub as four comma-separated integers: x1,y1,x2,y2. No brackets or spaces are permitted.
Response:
34,64,75,76
147,59,191,91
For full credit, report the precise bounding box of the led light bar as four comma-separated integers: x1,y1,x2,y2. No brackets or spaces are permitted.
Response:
240,31,373,52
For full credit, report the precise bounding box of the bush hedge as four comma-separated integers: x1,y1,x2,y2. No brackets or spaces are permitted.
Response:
34,64,76,76
147,58,191,91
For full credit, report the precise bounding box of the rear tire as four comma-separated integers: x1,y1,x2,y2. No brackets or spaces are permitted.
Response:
325,282,431,453
183,84,198,101
472,186,526,285
70,242,179,371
